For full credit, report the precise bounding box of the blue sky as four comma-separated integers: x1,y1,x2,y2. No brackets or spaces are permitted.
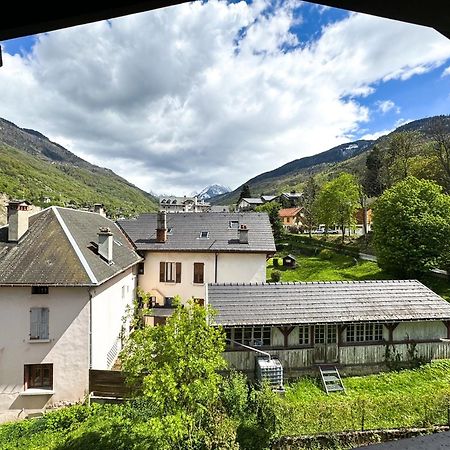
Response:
0,0,449,194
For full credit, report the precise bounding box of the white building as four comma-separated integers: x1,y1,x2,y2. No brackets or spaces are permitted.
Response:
118,212,276,314
0,202,141,410
159,196,210,213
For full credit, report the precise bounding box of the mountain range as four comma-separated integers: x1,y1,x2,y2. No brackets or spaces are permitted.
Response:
0,118,158,219
213,115,449,204
195,184,231,201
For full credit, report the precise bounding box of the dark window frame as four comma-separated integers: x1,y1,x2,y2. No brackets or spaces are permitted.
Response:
24,363,53,389
32,286,49,295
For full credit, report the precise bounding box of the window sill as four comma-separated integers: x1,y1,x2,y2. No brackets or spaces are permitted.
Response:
28,339,51,343
192,282,204,286
20,389,55,396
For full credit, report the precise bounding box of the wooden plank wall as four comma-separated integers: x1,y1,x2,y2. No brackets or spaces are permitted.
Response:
89,369,129,398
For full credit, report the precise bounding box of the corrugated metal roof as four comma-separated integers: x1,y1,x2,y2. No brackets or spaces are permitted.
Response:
118,212,276,253
0,207,141,286
208,280,450,326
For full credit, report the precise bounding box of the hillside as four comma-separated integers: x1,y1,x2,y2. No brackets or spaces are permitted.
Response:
0,118,158,218
215,115,450,204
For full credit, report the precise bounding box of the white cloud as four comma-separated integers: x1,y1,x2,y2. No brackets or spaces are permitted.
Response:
375,100,400,114
0,2,449,195
443,66,450,77
361,129,393,140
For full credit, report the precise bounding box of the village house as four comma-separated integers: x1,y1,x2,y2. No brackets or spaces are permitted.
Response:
0,202,141,410
117,211,276,313
208,280,450,377
159,195,210,213
236,197,264,211
279,191,303,208
279,207,304,230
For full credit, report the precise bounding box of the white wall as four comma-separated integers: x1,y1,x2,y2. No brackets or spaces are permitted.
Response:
394,321,446,341
0,287,90,410
139,251,267,303
90,267,137,370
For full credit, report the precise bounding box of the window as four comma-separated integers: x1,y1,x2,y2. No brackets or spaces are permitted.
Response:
193,263,204,284
315,325,325,344
160,262,181,283
24,364,53,389
199,231,209,239
138,262,145,275
346,323,384,342
32,286,48,295
233,326,271,347
298,325,310,345
30,307,49,340
229,220,239,229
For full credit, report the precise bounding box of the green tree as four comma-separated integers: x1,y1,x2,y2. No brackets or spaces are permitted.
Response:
121,298,226,416
255,201,283,240
314,173,360,242
364,145,383,197
238,184,252,204
373,176,450,276
430,116,450,193
382,131,422,187
302,176,318,237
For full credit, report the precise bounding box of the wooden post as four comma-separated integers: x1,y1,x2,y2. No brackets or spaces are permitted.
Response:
385,323,399,343
278,326,295,347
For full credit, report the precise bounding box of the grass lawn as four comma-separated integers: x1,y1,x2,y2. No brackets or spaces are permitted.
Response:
267,252,450,301
280,360,450,435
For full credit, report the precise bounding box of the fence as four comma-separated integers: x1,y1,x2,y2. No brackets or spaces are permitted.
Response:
88,369,129,399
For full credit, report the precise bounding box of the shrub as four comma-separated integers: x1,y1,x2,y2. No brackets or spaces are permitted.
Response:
271,270,281,282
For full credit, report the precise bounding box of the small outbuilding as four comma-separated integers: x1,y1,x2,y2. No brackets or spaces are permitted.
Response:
282,254,297,268
208,280,450,378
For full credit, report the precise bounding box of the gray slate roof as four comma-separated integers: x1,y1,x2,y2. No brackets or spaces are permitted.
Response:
118,212,276,253
0,207,141,286
241,198,264,205
208,280,450,326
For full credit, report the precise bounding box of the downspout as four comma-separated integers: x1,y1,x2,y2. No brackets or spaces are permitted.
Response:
214,252,218,283
88,290,93,369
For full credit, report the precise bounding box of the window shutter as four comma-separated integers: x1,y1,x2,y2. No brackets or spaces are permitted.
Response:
194,263,204,284
40,308,49,340
30,308,40,339
176,262,182,283
160,262,165,282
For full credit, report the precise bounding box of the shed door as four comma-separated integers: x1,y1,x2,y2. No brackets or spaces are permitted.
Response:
314,324,338,363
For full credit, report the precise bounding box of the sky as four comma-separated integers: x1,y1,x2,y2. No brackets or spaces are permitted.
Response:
0,0,449,196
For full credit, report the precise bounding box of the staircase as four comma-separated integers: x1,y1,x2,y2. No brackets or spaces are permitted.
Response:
319,366,345,394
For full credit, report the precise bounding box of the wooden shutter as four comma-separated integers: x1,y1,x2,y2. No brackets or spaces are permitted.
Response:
160,262,165,282
31,308,49,340
194,263,204,284
30,308,40,339
176,262,182,283
40,308,49,340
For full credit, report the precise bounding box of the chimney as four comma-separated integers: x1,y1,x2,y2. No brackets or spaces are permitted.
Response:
93,203,106,217
156,211,167,243
98,226,113,264
7,200,31,242
238,224,249,244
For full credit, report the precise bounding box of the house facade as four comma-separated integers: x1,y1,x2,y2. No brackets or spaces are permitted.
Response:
279,207,304,230
159,195,210,213
0,203,141,410
118,212,276,307
208,280,450,377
